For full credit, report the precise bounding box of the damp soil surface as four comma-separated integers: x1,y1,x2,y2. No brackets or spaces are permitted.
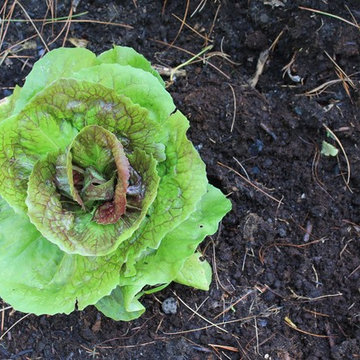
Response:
1,1,360,359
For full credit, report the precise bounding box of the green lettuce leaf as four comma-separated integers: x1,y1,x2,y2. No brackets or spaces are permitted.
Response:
13,48,98,115
96,185,231,320
120,110,208,277
0,86,21,121
175,252,212,290
95,287,145,321
97,46,165,85
0,197,122,315
72,64,175,125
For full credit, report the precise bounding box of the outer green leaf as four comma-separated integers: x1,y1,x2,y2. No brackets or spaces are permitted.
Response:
0,86,21,122
97,46,164,85
13,47,98,115
29,79,164,159
0,197,122,315
0,96,11,121
26,148,159,256
175,253,212,291
96,185,231,320
121,110,208,276
72,64,175,124
95,287,145,321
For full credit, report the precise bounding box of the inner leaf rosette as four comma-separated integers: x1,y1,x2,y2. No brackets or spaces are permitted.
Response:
26,125,159,256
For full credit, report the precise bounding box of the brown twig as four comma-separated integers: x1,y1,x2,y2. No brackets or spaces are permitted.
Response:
303,307,330,317
325,51,355,87
208,3,221,41
289,288,343,301
209,344,239,353
61,5,73,47
161,0,168,15
0,0,16,53
162,314,260,335
218,161,283,205
348,264,360,278
299,6,360,30
188,296,209,321
227,83,237,132
0,33,38,58
284,317,334,338
259,238,325,264
311,145,334,198
151,38,230,79
15,0,50,52
214,289,258,320
211,239,229,293
170,0,190,46
172,13,211,43
304,77,356,97
191,0,208,17
172,291,228,333
0,313,31,340
44,18,133,29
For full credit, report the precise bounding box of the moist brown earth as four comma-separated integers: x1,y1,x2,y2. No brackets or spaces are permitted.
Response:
0,1,359,359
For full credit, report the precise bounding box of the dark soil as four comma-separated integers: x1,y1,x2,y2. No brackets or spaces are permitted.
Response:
1,1,359,359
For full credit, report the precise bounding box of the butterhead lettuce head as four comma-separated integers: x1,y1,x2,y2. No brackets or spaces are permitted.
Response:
0,46,231,320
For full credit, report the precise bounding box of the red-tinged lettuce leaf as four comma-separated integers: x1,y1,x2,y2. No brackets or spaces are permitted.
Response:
68,125,130,224
25,138,160,256
0,79,164,212
82,172,116,204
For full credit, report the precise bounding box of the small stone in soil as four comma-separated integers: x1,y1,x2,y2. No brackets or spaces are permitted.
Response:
249,139,264,156
258,319,268,327
278,226,287,238
162,297,177,315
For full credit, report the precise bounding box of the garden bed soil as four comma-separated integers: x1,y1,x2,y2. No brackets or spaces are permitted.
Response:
0,1,359,359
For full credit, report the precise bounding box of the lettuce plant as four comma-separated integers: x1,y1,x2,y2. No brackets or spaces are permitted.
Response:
0,46,231,320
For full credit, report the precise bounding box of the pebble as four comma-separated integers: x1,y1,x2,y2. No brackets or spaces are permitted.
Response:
259,13,270,24
162,297,177,314
278,226,287,238
251,166,260,175
38,48,45,57
3,89,12,97
249,139,264,156
258,318,268,327
294,106,303,116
